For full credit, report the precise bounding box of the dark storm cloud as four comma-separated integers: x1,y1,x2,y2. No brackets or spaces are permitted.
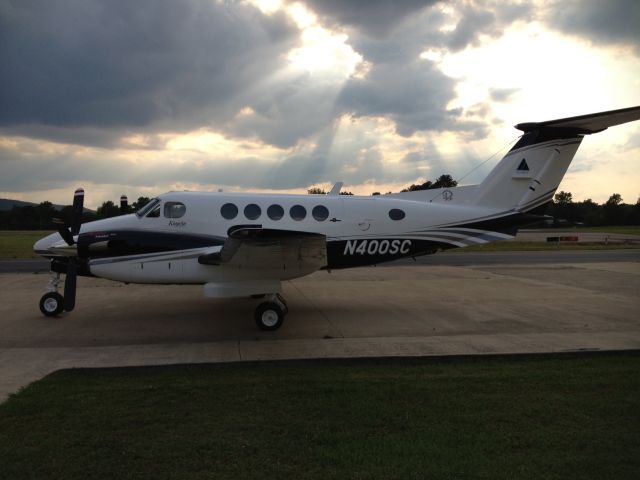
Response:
0,0,299,141
302,0,437,37
337,61,487,138
546,0,640,54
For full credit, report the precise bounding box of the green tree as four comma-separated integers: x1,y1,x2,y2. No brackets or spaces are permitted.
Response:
554,191,573,204
432,174,458,189
307,187,327,195
131,196,151,211
400,174,457,192
606,193,622,206
97,201,120,218
603,193,624,225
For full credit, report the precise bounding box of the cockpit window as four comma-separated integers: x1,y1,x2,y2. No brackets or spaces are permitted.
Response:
164,202,186,218
135,198,160,218
146,203,161,218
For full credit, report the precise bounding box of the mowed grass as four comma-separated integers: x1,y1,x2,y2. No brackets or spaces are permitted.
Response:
460,240,640,252
0,230,53,258
1,354,638,480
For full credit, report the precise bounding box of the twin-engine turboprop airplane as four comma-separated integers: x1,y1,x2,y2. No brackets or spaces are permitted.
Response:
34,106,640,330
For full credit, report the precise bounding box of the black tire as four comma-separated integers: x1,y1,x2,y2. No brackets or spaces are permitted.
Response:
254,302,284,331
39,292,64,317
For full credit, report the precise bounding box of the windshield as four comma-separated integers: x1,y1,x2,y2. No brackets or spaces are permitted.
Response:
135,198,160,218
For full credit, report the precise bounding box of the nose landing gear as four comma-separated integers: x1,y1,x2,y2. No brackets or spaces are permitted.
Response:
39,271,65,316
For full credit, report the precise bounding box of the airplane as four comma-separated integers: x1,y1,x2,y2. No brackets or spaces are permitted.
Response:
34,106,640,330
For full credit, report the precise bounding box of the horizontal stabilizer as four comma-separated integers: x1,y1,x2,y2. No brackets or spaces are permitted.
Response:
516,105,640,134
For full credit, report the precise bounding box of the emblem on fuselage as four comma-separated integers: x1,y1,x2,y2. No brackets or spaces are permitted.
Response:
343,239,411,256
442,190,453,201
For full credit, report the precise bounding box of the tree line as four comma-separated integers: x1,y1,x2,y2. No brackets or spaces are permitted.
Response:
546,191,640,226
0,197,151,230
2,185,639,230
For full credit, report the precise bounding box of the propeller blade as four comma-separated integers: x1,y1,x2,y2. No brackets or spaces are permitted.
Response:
53,218,75,246
64,260,77,312
71,187,84,235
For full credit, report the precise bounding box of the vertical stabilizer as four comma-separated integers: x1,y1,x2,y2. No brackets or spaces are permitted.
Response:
472,106,640,212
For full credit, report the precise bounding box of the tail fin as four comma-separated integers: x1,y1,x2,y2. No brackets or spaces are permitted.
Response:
472,106,640,212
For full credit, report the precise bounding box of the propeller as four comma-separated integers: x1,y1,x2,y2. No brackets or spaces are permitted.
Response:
53,188,84,311
54,188,84,246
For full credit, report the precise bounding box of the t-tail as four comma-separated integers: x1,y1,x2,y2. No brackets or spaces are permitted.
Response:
472,106,640,213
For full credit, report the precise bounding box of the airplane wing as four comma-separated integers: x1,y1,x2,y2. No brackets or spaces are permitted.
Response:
516,105,640,134
198,226,327,273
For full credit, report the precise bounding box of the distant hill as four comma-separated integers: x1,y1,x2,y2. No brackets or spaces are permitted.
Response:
0,198,94,213
0,198,62,211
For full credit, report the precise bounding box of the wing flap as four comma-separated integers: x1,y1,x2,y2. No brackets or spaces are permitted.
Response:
198,228,327,274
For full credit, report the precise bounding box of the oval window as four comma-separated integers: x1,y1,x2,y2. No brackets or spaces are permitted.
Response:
220,203,238,220
312,205,329,221
389,208,405,221
267,204,284,221
164,202,186,219
244,204,261,220
290,205,307,221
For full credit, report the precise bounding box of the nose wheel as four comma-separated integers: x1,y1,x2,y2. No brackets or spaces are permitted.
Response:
254,294,288,331
39,292,65,316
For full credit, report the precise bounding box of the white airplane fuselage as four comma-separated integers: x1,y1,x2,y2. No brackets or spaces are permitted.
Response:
35,191,509,286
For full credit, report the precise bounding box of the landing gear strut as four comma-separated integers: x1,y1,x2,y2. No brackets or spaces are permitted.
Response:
39,271,65,316
254,293,288,331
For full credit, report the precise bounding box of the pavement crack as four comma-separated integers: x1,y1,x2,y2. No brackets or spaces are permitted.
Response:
289,281,345,338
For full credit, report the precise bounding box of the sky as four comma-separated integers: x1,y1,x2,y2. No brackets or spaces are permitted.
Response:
1,0,639,209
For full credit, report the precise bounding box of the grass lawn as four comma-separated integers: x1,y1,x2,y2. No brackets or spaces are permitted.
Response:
1,353,638,479
459,240,640,252
0,230,53,258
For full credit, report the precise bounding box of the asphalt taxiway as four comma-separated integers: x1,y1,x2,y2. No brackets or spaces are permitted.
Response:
1,251,639,400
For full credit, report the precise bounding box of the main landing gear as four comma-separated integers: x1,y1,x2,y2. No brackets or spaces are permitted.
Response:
254,293,288,331
39,272,65,317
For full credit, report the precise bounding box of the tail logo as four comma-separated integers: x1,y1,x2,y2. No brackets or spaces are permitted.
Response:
517,159,530,171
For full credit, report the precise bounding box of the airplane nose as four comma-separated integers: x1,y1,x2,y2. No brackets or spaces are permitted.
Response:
33,232,64,255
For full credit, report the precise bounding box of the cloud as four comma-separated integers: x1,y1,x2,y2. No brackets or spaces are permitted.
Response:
489,87,520,103
0,0,299,143
301,0,437,37
337,61,487,138
544,0,640,54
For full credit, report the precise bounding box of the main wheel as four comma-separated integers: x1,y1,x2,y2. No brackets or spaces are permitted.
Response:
39,292,64,317
254,302,285,331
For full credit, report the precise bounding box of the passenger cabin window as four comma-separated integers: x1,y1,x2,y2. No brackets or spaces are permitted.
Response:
221,203,238,220
244,204,261,220
290,205,307,221
267,204,284,221
388,208,405,221
312,205,329,221
164,202,186,218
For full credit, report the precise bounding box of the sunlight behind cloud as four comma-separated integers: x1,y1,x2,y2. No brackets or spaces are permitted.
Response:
287,27,362,77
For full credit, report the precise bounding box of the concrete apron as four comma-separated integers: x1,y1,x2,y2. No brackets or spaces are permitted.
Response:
1,261,639,401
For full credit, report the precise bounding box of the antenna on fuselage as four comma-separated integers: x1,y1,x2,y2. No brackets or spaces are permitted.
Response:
329,182,343,195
